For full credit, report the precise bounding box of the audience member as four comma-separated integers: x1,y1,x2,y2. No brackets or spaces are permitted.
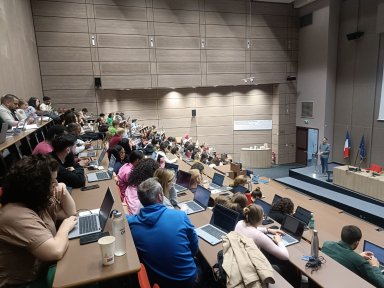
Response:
119,138,133,157
154,168,177,208
0,94,19,128
191,162,204,175
66,123,91,155
15,99,28,120
251,187,263,202
189,169,202,193
322,225,384,288
117,150,144,201
269,197,294,224
33,125,66,155
127,178,199,288
0,154,77,287
109,145,127,174
124,158,159,215
108,119,119,136
39,96,53,112
50,134,85,188
109,128,125,151
157,141,177,163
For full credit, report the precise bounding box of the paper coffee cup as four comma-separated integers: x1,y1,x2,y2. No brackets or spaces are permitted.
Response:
98,236,116,266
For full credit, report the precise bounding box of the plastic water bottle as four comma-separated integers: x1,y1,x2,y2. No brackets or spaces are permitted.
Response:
112,211,126,256
311,230,319,258
308,212,315,230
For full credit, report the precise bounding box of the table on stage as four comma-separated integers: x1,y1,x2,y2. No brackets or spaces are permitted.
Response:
53,156,140,287
333,165,384,201
240,148,271,168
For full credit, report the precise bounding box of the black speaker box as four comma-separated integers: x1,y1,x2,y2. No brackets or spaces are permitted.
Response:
192,109,196,117
346,31,364,41
95,77,102,88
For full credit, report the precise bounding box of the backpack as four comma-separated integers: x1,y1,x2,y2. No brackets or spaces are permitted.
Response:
212,250,226,287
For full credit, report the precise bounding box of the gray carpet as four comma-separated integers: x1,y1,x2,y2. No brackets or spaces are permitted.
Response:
247,163,305,179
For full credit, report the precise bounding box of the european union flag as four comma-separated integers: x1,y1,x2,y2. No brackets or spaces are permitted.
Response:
359,135,366,160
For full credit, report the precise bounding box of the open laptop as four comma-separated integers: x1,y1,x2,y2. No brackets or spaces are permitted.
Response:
0,123,8,144
255,198,274,225
87,155,116,182
209,173,225,190
174,170,192,194
179,185,211,215
165,162,179,174
363,240,384,272
231,185,249,194
267,214,305,247
88,139,104,150
89,148,107,167
68,187,114,239
272,194,283,205
79,149,97,158
293,206,312,226
151,151,158,160
195,204,241,245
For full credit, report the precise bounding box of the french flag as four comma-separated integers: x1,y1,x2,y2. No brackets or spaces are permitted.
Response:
344,130,351,158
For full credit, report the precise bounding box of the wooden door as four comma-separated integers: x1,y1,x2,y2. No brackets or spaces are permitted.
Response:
296,127,308,165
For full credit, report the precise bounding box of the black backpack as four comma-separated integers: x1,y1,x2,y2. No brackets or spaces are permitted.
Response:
212,250,226,287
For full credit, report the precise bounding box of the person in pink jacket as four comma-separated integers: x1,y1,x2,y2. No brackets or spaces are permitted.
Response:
124,158,159,215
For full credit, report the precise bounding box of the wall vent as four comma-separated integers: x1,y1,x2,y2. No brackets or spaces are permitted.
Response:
300,13,313,28
301,102,313,118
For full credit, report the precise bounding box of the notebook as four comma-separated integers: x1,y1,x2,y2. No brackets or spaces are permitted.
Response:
209,173,225,190
255,198,274,225
293,206,312,226
68,187,114,239
174,170,192,194
272,194,282,205
195,204,241,245
87,155,116,182
0,123,8,144
363,240,384,272
89,148,107,167
267,214,305,247
179,185,211,215
79,150,97,158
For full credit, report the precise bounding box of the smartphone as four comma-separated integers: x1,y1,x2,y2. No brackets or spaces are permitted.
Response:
79,231,109,245
80,184,100,191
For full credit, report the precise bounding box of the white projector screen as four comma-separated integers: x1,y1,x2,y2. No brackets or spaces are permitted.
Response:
379,63,384,120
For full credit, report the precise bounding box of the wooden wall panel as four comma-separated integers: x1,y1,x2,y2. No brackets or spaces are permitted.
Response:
44,89,96,103
206,38,244,50
35,32,90,47
95,19,148,35
93,0,147,7
157,75,202,88
31,1,87,18
101,76,152,89
155,50,201,62
94,5,147,21
155,36,200,49
205,25,246,38
97,35,148,48
38,47,91,61
40,62,93,75
154,23,200,37
41,76,94,90
205,12,246,26
100,62,150,75
153,9,199,23
98,48,150,61
33,16,89,32
152,0,199,10
157,63,201,74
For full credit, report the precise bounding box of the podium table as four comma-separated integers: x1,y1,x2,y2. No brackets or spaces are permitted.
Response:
240,148,271,168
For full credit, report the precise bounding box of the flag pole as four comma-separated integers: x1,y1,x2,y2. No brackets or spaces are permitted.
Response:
354,148,360,167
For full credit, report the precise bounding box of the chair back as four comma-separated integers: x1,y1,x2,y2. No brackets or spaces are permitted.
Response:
370,164,382,173
138,263,160,288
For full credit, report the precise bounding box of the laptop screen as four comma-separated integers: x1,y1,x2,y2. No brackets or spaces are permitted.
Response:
194,185,211,208
293,206,312,225
97,149,107,164
212,173,224,186
281,214,304,237
176,170,191,188
364,240,384,265
165,162,179,174
108,155,116,172
272,194,282,205
255,198,271,217
98,187,115,230
151,151,157,160
211,204,240,233
231,185,248,193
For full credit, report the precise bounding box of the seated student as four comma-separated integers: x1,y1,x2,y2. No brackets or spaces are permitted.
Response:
268,197,294,224
230,175,249,187
109,128,125,151
124,158,159,215
189,169,202,193
0,154,77,287
235,204,301,287
322,225,384,288
119,138,133,159
127,178,199,288
108,119,119,136
0,94,19,128
50,134,86,188
66,123,91,155
251,187,263,202
154,168,177,208
212,193,247,219
191,161,204,175
33,125,66,155
117,150,144,200
109,145,128,174
157,141,177,163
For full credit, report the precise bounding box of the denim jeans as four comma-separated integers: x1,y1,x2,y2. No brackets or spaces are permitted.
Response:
321,157,328,174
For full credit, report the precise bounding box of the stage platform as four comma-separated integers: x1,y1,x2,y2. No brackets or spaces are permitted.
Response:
275,164,384,228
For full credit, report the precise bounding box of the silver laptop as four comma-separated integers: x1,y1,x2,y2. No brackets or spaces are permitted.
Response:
267,214,305,247
89,148,107,167
179,185,211,215
79,150,97,158
195,204,240,245
174,170,191,194
363,240,384,272
68,187,114,239
87,155,116,182
209,172,231,192
0,123,8,144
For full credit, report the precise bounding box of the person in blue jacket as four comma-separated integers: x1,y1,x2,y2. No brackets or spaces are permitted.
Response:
127,178,199,288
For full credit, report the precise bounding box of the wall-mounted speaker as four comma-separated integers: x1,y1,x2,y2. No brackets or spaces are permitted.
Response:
192,109,196,117
346,31,364,41
95,77,102,88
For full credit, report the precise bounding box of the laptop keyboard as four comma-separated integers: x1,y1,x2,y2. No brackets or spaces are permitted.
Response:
174,184,186,192
186,201,202,212
201,225,226,240
282,234,297,245
210,183,221,189
96,171,110,180
79,215,98,234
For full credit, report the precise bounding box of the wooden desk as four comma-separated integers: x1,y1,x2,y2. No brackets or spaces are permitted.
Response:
333,165,384,201
240,148,271,168
53,151,140,287
214,164,236,179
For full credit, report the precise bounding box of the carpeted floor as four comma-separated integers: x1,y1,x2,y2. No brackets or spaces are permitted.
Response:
247,163,305,179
